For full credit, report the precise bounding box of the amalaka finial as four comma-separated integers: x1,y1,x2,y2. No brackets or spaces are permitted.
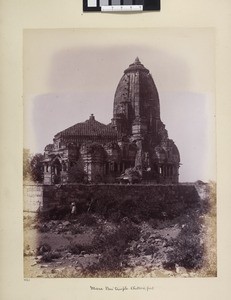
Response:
135,57,140,64
89,114,95,120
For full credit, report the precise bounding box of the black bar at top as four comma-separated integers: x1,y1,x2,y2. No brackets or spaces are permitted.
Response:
143,0,160,10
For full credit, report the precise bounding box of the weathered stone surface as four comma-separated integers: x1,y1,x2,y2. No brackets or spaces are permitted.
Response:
24,183,200,218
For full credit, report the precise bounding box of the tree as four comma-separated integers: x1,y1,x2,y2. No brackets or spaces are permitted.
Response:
30,153,44,183
68,160,86,183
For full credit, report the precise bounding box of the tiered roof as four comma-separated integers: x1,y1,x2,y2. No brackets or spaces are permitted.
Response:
55,114,117,139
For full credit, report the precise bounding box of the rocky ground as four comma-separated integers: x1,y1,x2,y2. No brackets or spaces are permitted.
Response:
24,182,216,278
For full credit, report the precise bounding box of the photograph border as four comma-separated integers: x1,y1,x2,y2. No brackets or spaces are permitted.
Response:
0,1,231,300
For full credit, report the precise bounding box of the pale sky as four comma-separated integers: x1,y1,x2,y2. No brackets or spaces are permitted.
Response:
24,28,216,182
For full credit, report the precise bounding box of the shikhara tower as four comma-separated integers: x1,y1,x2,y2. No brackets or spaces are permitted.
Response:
43,58,180,184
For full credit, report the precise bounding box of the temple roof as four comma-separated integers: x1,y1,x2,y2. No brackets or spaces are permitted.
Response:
55,114,117,138
44,144,53,151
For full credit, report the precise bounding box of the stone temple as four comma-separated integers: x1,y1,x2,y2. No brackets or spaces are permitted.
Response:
43,58,180,185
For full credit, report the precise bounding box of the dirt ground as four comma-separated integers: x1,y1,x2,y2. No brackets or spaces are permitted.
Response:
24,182,216,278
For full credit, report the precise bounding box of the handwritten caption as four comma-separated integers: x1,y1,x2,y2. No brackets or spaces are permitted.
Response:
90,285,154,292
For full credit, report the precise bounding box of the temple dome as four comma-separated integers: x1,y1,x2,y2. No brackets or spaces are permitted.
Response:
55,114,117,139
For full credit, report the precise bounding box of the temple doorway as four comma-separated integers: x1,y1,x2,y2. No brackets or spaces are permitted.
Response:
52,158,62,184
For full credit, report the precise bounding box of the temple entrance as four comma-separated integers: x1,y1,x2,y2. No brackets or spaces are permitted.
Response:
52,158,62,184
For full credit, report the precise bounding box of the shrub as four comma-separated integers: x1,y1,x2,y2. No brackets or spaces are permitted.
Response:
40,252,53,262
90,221,141,273
68,243,85,255
76,213,98,226
81,247,125,276
37,243,51,255
144,245,158,255
36,243,63,263
95,247,123,271
118,197,138,218
49,206,70,220
93,222,140,251
68,243,93,255
39,251,62,262
71,226,84,235
165,234,204,270
37,224,50,233
108,211,123,223
37,205,70,221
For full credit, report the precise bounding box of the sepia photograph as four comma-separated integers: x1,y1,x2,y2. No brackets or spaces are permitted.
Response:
23,28,216,278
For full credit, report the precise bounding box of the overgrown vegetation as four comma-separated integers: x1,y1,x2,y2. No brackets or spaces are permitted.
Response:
23,149,44,183
78,221,141,276
68,160,86,183
36,243,62,262
24,182,216,277
165,228,204,270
